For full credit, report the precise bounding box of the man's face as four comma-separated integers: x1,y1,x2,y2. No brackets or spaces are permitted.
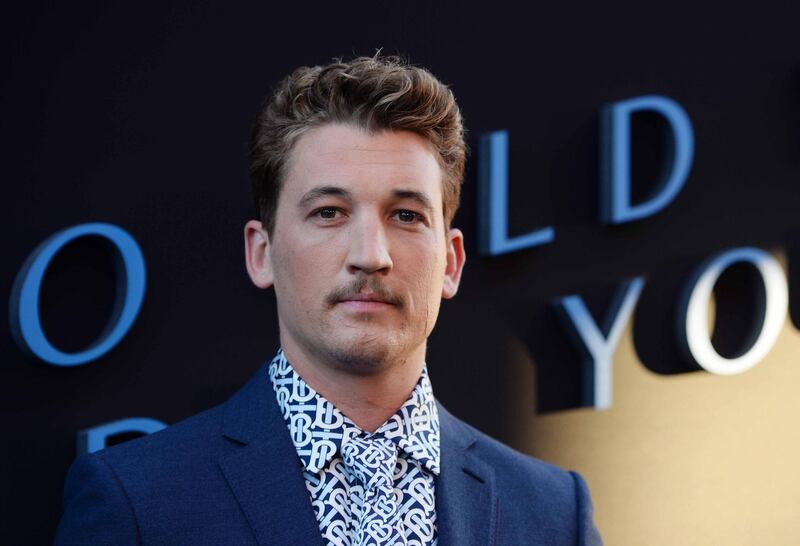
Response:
245,122,465,374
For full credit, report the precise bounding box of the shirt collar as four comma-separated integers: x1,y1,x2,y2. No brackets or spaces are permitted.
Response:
267,348,440,476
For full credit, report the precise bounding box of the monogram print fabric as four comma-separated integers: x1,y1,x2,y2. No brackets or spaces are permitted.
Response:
341,434,404,545
268,349,440,546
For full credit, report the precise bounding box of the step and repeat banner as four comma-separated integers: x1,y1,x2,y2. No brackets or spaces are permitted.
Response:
4,3,800,544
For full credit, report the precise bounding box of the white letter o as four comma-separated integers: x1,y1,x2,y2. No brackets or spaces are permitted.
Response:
678,247,787,375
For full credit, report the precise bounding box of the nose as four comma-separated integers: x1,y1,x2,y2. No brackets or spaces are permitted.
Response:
346,214,393,275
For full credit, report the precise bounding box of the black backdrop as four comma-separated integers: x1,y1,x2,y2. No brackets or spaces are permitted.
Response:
4,2,800,543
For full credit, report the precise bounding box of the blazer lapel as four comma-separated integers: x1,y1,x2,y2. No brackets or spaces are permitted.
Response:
435,401,497,546
218,363,323,546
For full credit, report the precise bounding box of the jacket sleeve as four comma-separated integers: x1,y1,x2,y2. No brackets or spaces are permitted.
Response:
53,452,140,546
570,471,604,546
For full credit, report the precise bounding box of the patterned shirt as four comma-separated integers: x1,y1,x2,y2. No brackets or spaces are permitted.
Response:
267,349,440,546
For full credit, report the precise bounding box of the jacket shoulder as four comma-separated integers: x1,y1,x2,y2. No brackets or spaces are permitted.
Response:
56,384,260,545
61,400,235,531
439,403,577,494
99,400,227,470
469,420,576,492
438,405,603,544
97,360,273,472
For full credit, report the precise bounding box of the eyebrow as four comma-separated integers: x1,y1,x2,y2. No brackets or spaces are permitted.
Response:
391,189,434,214
297,185,435,214
298,186,353,208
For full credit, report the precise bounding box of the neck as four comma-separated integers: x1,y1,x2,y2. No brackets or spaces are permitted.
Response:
279,339,426,432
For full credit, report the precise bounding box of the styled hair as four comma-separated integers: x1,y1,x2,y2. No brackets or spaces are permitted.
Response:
249,54,467,236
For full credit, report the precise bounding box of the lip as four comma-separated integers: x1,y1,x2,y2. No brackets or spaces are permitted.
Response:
336,294,396,311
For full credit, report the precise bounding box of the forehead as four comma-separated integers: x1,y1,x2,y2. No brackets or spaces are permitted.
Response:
282,123,443,203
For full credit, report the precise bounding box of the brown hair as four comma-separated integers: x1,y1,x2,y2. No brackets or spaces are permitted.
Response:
249,54,467,236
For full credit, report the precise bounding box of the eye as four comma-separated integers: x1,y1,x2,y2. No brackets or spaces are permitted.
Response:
393,210,423,224
311,207,343,221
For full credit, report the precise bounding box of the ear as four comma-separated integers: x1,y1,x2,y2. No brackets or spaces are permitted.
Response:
441,228,466,299
244,219,274,289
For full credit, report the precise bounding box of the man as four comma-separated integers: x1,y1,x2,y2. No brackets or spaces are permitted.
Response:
55,55,603,545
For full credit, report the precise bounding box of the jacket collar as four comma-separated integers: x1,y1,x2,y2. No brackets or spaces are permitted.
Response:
219,361,323,545
435,401,498,546
218,361,497,546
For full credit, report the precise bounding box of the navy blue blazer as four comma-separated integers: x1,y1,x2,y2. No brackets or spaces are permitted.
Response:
55,362,603,545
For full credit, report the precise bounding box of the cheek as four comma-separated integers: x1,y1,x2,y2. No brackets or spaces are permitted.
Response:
406,254,443,312
271,245,309,308
275,232,338,283
268,225,345,321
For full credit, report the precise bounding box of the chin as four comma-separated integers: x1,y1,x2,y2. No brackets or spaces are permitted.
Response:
325,337,398,375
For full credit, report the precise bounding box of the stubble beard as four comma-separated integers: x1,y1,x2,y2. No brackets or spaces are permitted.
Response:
315,276,412,374
284,276,436,377
316,310,412,375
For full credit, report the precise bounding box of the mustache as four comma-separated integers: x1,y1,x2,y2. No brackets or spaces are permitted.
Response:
326,277,404,307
